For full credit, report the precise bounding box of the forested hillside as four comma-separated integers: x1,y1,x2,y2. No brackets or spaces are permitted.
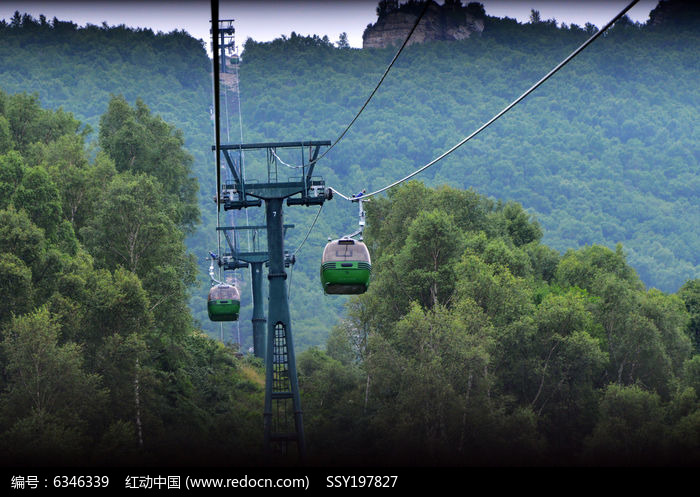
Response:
0,1,699,466
237,11,698,295
0,12,347,347
0,90,265,465
1,90,698,463
298,181,700,465
1,5,697,350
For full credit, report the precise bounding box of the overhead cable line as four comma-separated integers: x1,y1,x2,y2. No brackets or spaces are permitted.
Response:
304,1,431,168
231,29,252,248
334,0,640,201
288,203,324,299
209,1,226,291
226,45,247,347
270,148,305,169
292,203,324,257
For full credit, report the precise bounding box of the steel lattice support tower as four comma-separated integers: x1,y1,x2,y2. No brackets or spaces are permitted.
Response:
215,19,236,74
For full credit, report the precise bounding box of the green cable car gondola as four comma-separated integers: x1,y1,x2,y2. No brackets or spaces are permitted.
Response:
207,283,240,321
320,237,371,295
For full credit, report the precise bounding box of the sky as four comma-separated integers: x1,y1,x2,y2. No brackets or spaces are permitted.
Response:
2,0,660,55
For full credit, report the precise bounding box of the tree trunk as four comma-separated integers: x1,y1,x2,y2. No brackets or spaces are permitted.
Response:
363,372,371,414
134,357,143,447
458,372,473,453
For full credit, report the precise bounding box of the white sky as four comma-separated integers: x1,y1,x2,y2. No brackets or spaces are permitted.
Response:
1,0,659,54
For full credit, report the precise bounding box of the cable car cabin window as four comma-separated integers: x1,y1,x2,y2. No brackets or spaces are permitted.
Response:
335,247,354,260
208,285,240,301
322,240,370,263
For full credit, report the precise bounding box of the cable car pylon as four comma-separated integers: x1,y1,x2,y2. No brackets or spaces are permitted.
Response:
215,140,331,463
211,2,333,462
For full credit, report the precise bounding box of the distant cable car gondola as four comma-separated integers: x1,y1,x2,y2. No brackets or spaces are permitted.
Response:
207,283,240,321
320,237,371,295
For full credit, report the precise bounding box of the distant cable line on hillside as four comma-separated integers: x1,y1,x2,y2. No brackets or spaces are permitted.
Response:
307,1,431,168
333,0,641,201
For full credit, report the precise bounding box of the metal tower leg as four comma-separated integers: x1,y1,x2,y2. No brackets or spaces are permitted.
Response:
263,198,306,461
250,261,266,359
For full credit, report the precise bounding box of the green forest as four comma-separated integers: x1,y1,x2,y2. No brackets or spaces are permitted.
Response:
0,1,698,466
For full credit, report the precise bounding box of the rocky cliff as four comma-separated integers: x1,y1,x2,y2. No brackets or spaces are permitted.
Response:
648,0,700,28
362,1,485,49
